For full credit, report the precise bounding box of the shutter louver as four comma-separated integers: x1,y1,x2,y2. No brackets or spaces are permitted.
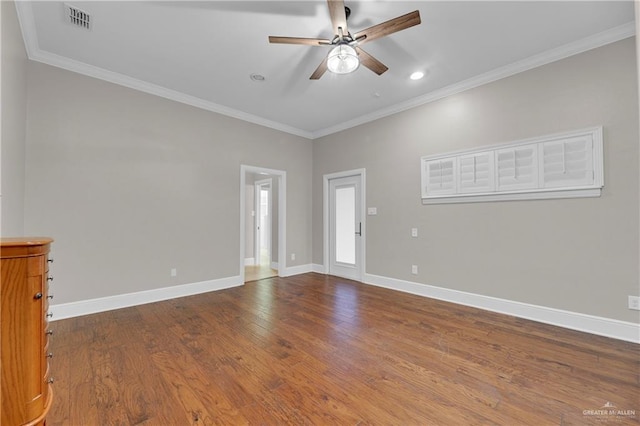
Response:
458,152,494,193
541,136,594,188
496,144,538,191
423,158,456,195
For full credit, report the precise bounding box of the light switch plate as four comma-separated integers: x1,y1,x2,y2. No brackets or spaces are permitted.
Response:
367,207,377,215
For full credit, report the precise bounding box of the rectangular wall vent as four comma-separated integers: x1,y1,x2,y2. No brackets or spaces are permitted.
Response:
64,4,91,30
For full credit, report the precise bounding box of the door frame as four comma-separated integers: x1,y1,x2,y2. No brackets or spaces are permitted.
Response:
254,178,272,266
240,165,286,283
323,168,366,281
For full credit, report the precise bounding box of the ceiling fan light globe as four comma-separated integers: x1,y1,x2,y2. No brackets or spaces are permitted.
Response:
327,44,359,74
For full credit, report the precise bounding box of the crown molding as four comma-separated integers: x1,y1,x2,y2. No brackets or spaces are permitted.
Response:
14,3,314,140
30,49,315,139
15,1,37,56
15,3,634,141
311,21,636,139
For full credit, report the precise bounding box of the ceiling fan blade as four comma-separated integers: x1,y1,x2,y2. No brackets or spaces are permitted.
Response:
354,10,421,45
310,56,329,80
355,47,388,75
269,36,331,46
327,0,348,36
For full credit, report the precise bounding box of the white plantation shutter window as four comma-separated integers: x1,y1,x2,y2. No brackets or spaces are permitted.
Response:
495,144,538,191
458,152,495,193
541,136,594,188
420,126,603,204
423,157,456,196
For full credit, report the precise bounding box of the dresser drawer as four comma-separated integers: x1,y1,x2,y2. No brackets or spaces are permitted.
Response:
1,238,54,426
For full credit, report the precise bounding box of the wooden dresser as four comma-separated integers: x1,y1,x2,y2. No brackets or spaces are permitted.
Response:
1,238,54,426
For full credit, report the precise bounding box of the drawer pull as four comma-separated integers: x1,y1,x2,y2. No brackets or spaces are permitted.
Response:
46,312,53,318
34,292,43,300
47,258,54,263
47,276,54,282
47,377,54,384
47,352,53,358
48,294,54,300
46,330,54,336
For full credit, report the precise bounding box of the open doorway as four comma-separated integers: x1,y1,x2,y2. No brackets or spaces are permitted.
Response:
240,166,286,283
253,178,275,276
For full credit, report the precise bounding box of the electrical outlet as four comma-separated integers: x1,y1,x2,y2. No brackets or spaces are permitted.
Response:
411,228,418,238
411,265,418,275
291,253,296,261
628,296,640,310
171,268,177,277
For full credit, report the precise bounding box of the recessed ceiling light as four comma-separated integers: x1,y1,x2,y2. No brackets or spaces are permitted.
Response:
250,74,265,82
410,71,424,80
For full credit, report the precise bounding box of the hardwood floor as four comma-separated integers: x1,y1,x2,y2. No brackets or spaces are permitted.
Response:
244,264,278,283
245,248,277,282
48,273,638,425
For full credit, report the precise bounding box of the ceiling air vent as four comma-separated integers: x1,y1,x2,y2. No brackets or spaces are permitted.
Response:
64,4,91,30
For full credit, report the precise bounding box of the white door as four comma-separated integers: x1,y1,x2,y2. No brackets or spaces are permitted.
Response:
329,175,363,280
254,179,271,266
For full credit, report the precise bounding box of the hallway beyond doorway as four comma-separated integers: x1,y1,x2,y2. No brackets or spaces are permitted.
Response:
245,247,277,282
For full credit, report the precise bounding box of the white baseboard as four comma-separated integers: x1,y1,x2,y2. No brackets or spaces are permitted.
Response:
49,267,639,343
312,263,325,273
246,259,278,269
281,263,313,277
50,264,314,320
50,275,243,321
363,273,639,344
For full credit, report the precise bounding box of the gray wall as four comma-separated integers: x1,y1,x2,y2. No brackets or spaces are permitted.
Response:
1,1,28,236
313,38,639,323
24,62,312,304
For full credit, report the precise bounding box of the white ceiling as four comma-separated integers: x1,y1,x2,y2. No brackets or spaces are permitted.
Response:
16,1,635,139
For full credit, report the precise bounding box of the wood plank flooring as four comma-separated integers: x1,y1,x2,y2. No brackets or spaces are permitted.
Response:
48,273,639,425
244,264,278,283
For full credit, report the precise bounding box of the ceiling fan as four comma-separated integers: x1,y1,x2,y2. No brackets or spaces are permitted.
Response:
268,0,421,80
